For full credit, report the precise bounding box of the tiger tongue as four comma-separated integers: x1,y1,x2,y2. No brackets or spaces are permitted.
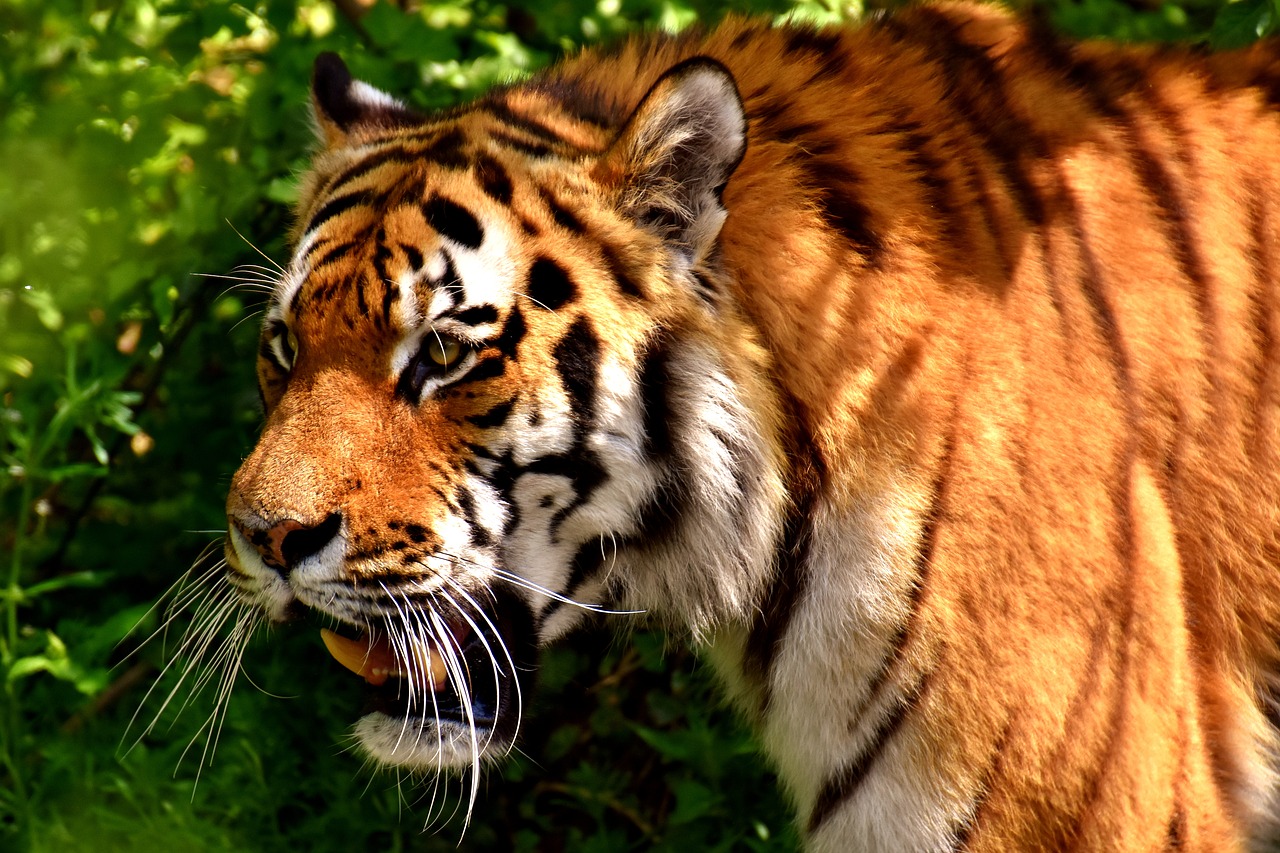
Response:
319,628,447,690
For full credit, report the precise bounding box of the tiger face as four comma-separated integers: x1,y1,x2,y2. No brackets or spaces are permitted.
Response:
224,52,785,777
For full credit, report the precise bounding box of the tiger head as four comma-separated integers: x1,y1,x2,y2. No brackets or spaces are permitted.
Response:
222,52,789,780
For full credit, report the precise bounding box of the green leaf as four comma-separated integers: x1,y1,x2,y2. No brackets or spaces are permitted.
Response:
0,352,34,378
24,571,105,598
19,288,63,331
1210,0,1275,49
7,655,54,683
669,778,717,824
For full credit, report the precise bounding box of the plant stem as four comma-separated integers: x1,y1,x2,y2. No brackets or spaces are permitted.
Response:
1,463,33,847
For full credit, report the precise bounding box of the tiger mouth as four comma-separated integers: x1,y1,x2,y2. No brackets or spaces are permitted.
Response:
306,587,536,762
318,617,503,727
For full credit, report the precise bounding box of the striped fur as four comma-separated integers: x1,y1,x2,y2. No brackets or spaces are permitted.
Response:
220,3,1280,849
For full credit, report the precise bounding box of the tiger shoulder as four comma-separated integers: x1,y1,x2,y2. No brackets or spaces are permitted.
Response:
219,2,1280,851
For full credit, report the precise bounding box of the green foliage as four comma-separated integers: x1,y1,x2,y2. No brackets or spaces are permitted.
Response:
1047,0,1280,44
0,0,1270,850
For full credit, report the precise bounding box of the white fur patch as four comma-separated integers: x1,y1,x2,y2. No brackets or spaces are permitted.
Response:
754,488,970,850
349,79,407,113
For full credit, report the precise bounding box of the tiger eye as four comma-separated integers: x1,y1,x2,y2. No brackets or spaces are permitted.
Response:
285,328,299,362
426,336,461,367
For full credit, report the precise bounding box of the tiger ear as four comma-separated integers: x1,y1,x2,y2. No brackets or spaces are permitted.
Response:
310,52,421,148
594,58,746,262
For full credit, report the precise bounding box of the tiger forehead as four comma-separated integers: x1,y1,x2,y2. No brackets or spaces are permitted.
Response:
303,94,611,216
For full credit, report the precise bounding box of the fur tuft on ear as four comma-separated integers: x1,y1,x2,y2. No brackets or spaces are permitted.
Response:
311,52,421,148
594,58,747,262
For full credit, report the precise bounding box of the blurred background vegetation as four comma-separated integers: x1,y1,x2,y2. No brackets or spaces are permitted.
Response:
0,0,1274,850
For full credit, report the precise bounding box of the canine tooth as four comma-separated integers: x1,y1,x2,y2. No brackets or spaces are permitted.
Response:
417,645,449,691
320,628,392,686
320,628,449,691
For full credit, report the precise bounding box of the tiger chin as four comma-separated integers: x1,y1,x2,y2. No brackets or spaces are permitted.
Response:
217,2,1280,850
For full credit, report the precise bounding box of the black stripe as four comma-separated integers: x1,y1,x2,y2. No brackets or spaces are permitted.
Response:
785,26,842,57
628,478,686,546
310,240,358,270
526,257,577,311
742,399,824,708
400,243,424,272
423,195,484,249
807,50,849,85
749,95,794,137
269,319,293,364
452,304,499,327
527,79,619,130
1166,802,1185,849
1042,47,1221,406
482,100,572,146
490,130,555,159
1056,158,1141,850
430,127,469,170
468,399,514,429
541,189,585,234
373,234,393,323
259,332,286,372
887,12,1047,227
493,307,527,358
1245,181,1276,456
553,317,600,418
523,451,609,542
838,431,953,739
474,153,514,205
452,355,505,387
638,332,674,456
453,487,494,548
798,158,882,262
808,671,932,834
803,414,955,834
563,542,606,603
691,271,718,301
742,470,816,702
423,250,462,310
763,118,823,142
382,282,398,326
304,190,368,235
895,122,998,272
601,244,644,299
355,271,369,317
323,146,421,197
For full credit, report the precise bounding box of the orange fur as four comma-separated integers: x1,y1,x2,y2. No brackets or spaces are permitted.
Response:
224,4,1280,848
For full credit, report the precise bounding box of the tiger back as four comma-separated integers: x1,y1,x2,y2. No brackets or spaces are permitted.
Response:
219,3,1280,850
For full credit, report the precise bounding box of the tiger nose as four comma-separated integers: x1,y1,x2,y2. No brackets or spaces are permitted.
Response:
235,512,342,573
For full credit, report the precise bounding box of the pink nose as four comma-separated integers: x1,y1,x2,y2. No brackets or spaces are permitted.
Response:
259,519,305,568
231,513,341,572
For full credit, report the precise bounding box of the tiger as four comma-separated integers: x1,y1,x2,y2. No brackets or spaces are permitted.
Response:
214,1,1280,849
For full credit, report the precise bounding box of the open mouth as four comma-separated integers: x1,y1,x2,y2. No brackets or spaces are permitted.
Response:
309,587,537,765
319,618,502,725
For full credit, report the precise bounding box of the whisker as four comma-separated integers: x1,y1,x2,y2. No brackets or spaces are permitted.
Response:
124,580,242,751
378,583,423,751
230,308,266,333
117,546,224,661
231,263,286,279
426,549,643,615
195,609,257,784
426,603,482,831
226,219,286,275
439,579,521,752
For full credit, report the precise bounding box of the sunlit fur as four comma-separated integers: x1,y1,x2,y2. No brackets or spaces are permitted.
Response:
215,3,1280,849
